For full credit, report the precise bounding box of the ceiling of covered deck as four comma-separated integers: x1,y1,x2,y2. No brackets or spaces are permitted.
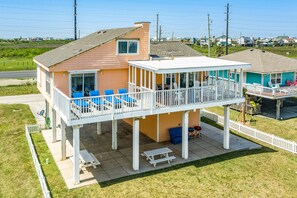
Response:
129,56,251,74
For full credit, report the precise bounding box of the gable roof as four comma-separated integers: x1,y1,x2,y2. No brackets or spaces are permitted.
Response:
34,26,139,67
150,41,202,58
220,48,297,73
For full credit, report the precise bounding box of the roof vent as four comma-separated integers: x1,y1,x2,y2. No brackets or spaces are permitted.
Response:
97,30,107,34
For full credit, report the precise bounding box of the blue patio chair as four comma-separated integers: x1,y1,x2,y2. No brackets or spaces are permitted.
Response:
89,90,103,106
104,89,122,107
73,92,89,108
118,88,137,104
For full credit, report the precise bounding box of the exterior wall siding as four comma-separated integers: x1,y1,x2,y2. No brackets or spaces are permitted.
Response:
263,74,271,87
282,72,295,85
124,110,200,142
49,23,149,96
246,72,262,84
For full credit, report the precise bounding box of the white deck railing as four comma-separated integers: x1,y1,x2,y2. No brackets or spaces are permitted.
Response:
53,81,241,124
244,83,297,99
202,110,297,154
25,124,51,198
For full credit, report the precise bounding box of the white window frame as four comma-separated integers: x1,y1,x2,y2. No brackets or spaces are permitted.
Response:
270,73,282,85
68,70,98,97
116,39,139,55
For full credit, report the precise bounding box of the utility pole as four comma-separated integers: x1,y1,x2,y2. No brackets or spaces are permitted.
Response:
225,3,230,55
207,14,212,57
172,32,174,41
159,25,162,42
74,0,77,40
156,14,159,41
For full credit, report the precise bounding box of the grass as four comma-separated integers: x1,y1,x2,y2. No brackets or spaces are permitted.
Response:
206,106,297,142
0,57,36,71
0,104,42,197
1,104,297,197
0,83,39,96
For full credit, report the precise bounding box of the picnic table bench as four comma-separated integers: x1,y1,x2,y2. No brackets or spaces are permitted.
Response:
142,147,176,167
71,149,101,170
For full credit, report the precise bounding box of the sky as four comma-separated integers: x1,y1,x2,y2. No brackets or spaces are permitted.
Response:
0,0,297,39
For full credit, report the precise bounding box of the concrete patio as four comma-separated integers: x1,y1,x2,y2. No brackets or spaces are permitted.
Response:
42,120,261,189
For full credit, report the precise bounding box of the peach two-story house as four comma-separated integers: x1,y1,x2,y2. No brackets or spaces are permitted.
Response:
34,22,250,185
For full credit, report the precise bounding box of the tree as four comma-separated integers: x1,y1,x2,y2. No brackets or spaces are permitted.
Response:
214,46,224,57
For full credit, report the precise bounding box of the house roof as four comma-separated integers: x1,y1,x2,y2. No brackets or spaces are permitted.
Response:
220,49,297,73
34,26,139,67
129,56,251,74
150,41,202,58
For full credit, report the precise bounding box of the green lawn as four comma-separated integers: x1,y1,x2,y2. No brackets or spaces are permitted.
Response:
1,104,297,197
206,106,297,142
0,104,42,197
0,84,39,96
0,57,36,71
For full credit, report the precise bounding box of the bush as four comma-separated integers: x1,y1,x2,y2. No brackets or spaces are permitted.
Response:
0,48,51,58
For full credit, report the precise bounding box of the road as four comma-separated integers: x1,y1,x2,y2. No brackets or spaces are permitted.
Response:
0,70,37,79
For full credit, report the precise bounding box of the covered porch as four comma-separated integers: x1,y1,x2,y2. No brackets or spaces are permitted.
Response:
43,117,260,189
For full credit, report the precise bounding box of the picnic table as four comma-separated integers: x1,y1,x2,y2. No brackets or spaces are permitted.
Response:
71,149,101,170
142,147,176,167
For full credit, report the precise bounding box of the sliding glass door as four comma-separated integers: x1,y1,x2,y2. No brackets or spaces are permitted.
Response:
71,73,96,97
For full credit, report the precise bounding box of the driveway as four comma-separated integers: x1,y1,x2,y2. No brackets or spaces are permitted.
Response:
0,70,37,79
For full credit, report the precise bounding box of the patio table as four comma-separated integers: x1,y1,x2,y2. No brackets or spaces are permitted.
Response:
142,147,176,167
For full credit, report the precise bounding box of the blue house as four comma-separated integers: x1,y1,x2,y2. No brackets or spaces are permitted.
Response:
220,49,297,87
218,48,297,120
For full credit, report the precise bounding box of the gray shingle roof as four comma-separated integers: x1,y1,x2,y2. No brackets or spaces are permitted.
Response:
150,41,202,58
220,48,297,73
34,26,138,67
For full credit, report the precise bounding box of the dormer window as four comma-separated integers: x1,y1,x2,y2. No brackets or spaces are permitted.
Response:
117,40,139,54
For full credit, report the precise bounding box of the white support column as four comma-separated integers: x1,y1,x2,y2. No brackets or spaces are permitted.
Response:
73,125,81,185
61,119,66,160
132,118,140,171
128,65,131,84
182,111,189,159
97,122,102,135
112,120,118,150
239,69,244,97
144,70,147,88
227,70,231,98
185,72,189,104
152,72,156,108
148,71,151,89
52,108,57,143
223,105,230,150
140,69,143,88
45,100,49,118
234,69,237,96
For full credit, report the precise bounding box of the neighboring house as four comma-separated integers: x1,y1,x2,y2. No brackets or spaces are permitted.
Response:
216,35,232,46
237,36,254,46
34,22,250,185
283,38,296,45
220,48,297,119
150,41,202,58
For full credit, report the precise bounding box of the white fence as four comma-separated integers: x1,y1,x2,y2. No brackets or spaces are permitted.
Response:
25,124,51,198
202,110,297,154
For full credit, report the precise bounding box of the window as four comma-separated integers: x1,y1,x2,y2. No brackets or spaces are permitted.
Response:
71,73,96,97
271,73,281,84
165,74,176,86
45,71,51,95
117,40,139,54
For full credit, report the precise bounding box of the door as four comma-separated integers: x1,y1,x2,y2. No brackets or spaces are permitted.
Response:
71,73,96,97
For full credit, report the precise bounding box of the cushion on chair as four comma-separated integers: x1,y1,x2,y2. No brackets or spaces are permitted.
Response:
118,88,128,94
73,92,83,98
104,89,114,95
89,90,100,96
